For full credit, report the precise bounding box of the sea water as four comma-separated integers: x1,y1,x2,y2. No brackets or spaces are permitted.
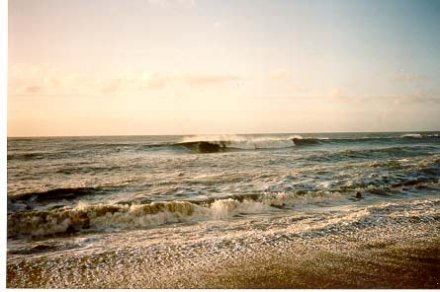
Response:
6,131,440,287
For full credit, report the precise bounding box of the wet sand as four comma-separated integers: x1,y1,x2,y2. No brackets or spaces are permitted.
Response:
7,198,440,288
213,229,440,288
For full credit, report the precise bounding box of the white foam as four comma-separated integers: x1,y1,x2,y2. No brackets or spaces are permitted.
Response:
10,197,439,288
181,134,243,143
401,133,422,138
181,135,302,149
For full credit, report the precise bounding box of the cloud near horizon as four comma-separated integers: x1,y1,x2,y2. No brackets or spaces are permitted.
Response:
325,87,440,105
393,91,440,104
8,65,242,96
10,64,438,108
360,91,440,105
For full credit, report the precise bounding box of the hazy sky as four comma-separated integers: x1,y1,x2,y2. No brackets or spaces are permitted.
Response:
8,0,440,136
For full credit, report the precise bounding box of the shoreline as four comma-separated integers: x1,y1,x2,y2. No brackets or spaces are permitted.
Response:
7,198,440,288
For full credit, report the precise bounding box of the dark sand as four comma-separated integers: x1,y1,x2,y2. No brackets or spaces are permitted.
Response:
211,233,440,288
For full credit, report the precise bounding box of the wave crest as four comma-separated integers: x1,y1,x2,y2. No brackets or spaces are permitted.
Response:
401,133,423,138
8,191,343,238
178,135,304,152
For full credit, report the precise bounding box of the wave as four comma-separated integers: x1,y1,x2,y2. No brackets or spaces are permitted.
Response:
176,136,301,153
7,133,439,159
291,137,324,146
173,133,439,153
177,141,230,153
7,153,46,161
400,133,423,138
8,186,112,205
173,135,440,154
8,164,440,239
317,135,437,144
7,191,343,238
306,145,438,162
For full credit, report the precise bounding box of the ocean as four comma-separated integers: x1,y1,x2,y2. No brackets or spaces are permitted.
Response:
6,131,440,288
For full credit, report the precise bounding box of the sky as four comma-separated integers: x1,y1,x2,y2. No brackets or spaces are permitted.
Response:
7,0,440,136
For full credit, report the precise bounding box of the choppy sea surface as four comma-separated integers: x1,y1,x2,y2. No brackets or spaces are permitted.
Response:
6,131,440,286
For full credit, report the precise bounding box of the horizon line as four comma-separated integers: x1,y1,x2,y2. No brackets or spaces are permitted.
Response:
7,129,440,139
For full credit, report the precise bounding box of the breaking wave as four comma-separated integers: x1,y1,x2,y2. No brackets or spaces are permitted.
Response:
176,135,331,152
7,133,439,158
401,133,423,138
173,133,439,153
10,165,439,239
7,191,346,238
177,137,298,152
291,137,324,146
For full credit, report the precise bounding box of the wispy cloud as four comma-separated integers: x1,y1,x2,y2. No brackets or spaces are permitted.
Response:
324,87,439,105
328,88,352,101
101,78,126,94
8,65,241,96
185,74,240,86
393,71,428,83
23,85,42,94
136,73,241,92
268,68,291,80
392,91,440,104
362,90,440,104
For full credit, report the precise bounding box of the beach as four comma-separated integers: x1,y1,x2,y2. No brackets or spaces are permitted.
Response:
7,197,440,288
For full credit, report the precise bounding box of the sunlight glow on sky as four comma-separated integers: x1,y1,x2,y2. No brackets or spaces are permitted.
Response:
8,0,440,136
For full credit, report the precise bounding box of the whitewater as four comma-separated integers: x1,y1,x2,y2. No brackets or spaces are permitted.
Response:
6,131,440,288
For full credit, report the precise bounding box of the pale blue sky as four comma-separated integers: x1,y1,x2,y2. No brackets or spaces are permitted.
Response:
8,0,440,136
